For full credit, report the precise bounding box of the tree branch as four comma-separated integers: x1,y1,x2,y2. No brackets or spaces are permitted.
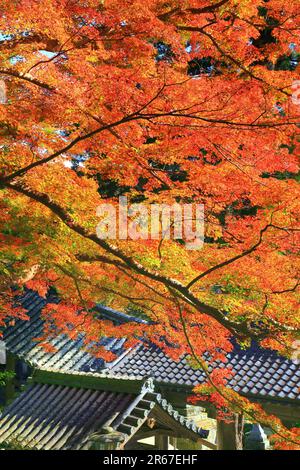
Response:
0,69,55,91
186,224,296,289
0,180,270,340
158,0,229,21
1,180,297,341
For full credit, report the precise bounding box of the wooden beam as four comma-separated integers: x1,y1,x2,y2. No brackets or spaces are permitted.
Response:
217,419,239,450
126,440,155,450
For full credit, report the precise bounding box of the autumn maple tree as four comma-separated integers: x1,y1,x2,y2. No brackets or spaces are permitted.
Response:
0,0,299,448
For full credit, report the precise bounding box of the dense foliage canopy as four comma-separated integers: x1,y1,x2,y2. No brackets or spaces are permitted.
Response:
0,0,299,448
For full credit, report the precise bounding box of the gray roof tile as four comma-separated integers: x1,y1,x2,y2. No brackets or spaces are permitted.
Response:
0,380,209,449
2,290,300,403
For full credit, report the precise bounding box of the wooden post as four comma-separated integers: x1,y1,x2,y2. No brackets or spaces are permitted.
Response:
235,413,244,450
217,414,244,450
155,434,169,450
4,353,15,403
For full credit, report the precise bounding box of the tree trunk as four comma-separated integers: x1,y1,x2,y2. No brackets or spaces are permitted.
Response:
235,413,245,450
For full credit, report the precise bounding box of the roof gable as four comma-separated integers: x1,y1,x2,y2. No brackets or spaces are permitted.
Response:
0,379,211,450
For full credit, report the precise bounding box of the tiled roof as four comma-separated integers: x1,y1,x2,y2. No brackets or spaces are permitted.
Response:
2,290,300,403
0,379,209,450
110,342,300,401
2,290,130,372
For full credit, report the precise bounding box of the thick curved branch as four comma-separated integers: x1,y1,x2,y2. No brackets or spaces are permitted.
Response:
75,253,127,270
158,0,229,21
2,180,298,341
1,114,140,182
1,180,268,340
0,69,55,91
169,289,300,447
